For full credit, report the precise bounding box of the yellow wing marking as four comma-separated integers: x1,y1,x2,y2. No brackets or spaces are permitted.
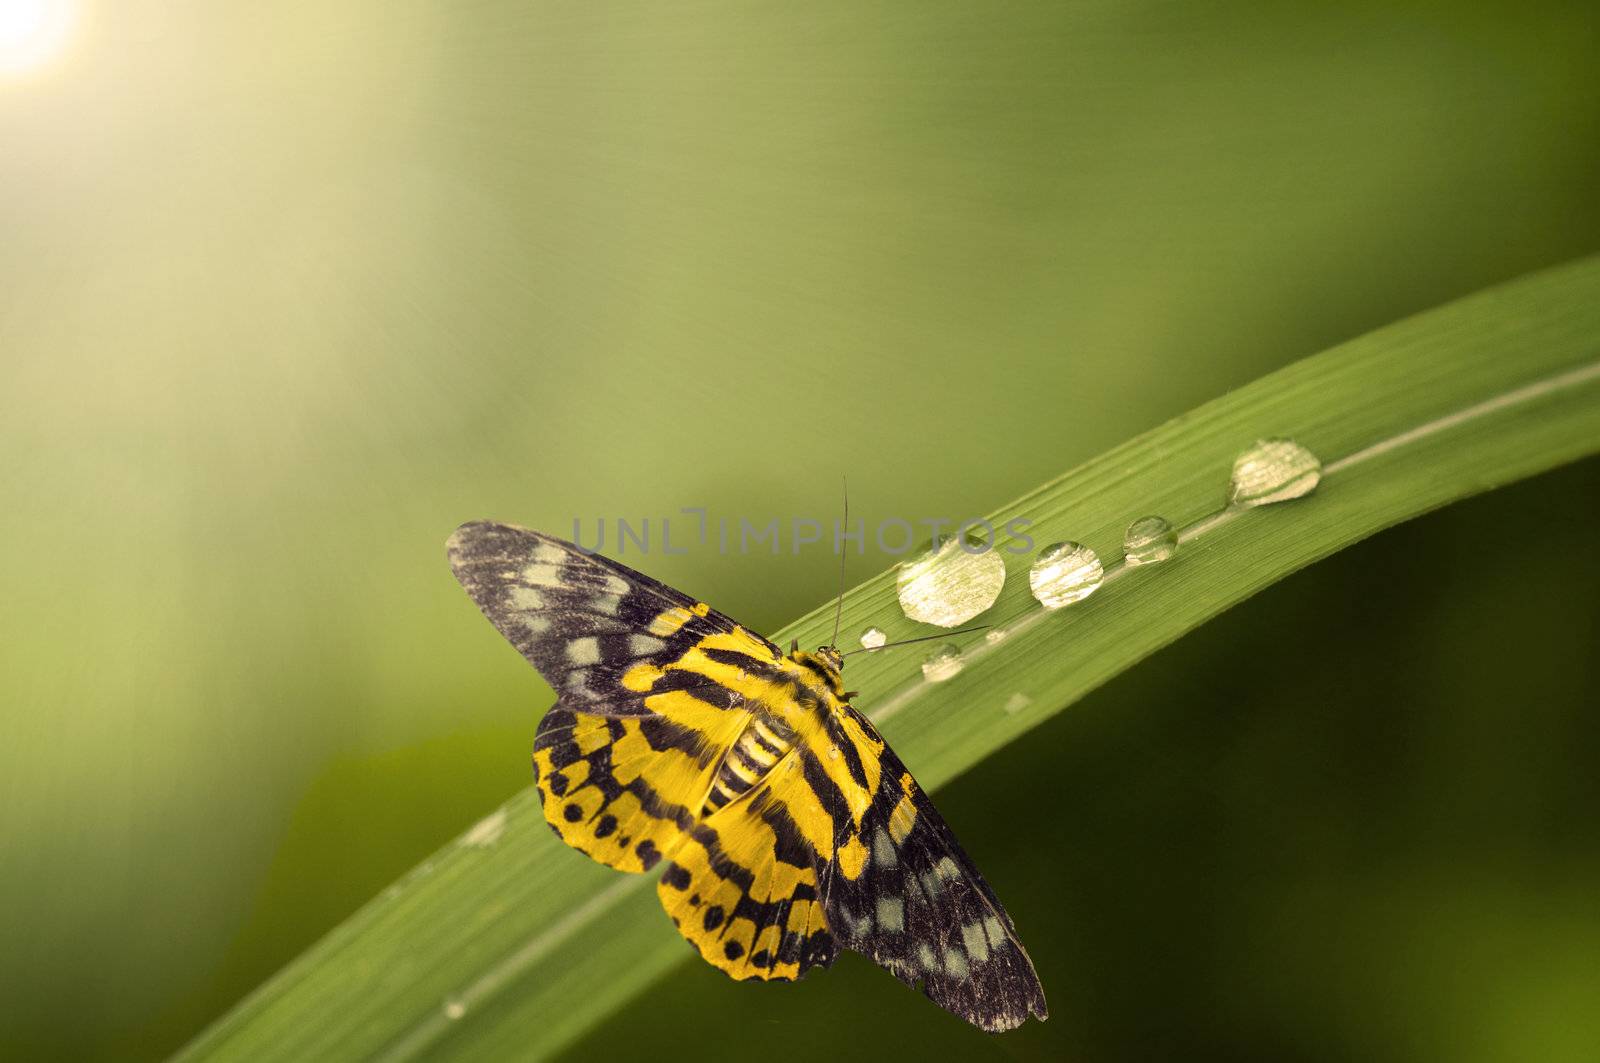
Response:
640,687,738,738
656,748,836,982
620,662,663,692
534,709,730,874
646,600,710,636
836,833,869,879
888,771,918,844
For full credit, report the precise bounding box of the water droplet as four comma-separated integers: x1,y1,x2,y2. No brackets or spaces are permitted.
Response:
1003,692,1032,715
1122,515,1177,565
896,536,1005,627
859,626,887,651
828,745,841,760
1028,542,1103,608
921,644,965,682
984,628,1008,645
460,807,508,848
443,998,466,1021
1228,438,1322,506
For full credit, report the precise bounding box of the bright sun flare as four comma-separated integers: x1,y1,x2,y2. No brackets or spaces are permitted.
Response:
0,0,75,77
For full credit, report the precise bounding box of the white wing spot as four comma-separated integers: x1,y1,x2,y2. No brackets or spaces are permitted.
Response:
510,586,545,611
961,921,991,964
628,634,666,658
875,896,904,933
872,827,897,868
590,593,623,616
942,946,970,979
521,562,566,589
916,943,937,971
568,638,601,666
532,542,566,564
934,856,960,881
839,907,872,936
602,573,630,595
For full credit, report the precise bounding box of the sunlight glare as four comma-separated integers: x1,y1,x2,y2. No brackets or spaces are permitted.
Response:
0,0,75,77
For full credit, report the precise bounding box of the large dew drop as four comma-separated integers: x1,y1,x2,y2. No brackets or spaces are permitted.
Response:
1228,438,1322,506
896,536,1005,627
1028,542,1103,608
921,644,965,682
859,626,887,651
1123,515,1177,565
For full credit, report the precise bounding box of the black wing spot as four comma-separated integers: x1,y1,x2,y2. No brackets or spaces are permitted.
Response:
636,840,662,870
593,814,617,838
723,940,744,961
661,863,691,890
702,905,725,930
562,803,584,823
546,771,568,796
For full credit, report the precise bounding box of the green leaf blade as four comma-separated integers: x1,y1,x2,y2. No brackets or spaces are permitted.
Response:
179,254,1600,1062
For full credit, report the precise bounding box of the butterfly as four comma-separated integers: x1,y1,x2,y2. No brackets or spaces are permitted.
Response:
447,521,1048,1031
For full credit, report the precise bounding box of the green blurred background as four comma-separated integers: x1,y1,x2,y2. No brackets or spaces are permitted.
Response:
1,1,1596,1059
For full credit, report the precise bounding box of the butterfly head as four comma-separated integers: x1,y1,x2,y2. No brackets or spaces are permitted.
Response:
788,640,849,699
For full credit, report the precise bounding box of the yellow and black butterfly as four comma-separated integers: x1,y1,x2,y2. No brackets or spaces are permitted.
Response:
447,521,1047,1031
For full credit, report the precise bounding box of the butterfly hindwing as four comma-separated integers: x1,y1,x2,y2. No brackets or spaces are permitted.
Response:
533,704,718,874
816,708,1049,1032
656,751,838,982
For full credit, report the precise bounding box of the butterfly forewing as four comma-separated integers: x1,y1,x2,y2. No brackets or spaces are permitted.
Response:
447,520,781,711
815,709,1049,1032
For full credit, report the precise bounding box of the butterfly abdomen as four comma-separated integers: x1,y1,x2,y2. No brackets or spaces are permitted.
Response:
704,715,794,814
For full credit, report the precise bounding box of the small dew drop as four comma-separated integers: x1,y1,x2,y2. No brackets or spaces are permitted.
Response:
1003,692,1032,715
984,628,1008,646
460,807,508,849
859,626,887,651
1229,438,1322,507
1123,516,1178,566
1028,542,1103,608
896,536,1005,627
921,644,965,682
827,745,841,760
443,998,467,1021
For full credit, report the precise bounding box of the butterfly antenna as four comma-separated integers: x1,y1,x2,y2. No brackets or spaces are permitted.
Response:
840,625,990,657
829,476,848,650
